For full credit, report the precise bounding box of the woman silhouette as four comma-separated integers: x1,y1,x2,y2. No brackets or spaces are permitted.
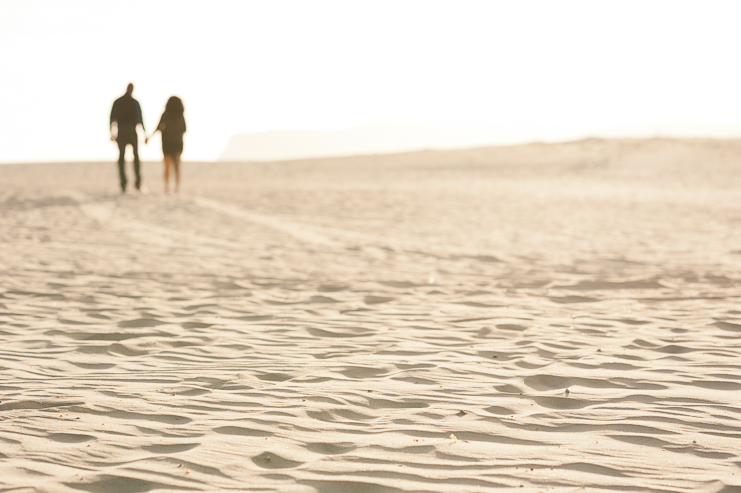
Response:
146,96,186,193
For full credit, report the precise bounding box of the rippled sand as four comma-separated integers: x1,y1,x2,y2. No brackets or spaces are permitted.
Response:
2,138,741,492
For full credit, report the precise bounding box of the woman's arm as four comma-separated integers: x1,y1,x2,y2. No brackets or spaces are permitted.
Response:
145,115,166,144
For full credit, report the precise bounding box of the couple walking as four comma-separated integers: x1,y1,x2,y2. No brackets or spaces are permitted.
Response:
109,83,186,193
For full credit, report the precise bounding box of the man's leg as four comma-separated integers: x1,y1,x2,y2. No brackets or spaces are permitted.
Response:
132,133,141,191
117,139,128,192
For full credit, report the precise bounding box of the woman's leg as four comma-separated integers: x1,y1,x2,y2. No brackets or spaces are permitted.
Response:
163,155,173,193
173,153,181,193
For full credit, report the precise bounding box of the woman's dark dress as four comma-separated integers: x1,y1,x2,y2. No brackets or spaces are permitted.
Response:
157,112,186,156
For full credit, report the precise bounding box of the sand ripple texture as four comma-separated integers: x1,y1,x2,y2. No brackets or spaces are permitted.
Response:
2,139,741,492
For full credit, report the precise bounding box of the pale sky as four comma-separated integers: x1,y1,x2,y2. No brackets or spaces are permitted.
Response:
2,0,741,163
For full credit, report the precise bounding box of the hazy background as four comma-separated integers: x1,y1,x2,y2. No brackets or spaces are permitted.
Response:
3,0,741,163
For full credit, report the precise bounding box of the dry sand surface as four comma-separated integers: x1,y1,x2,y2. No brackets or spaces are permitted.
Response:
2,138,741,492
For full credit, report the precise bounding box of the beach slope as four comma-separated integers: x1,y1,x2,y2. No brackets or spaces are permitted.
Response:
2,138,741,492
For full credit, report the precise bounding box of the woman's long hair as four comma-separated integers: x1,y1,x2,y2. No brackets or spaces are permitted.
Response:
165,96,184,116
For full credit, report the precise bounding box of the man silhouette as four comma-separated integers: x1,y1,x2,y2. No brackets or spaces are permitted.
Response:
110,83,145,192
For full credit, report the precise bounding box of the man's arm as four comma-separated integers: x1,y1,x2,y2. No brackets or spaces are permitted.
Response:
135,101,145,132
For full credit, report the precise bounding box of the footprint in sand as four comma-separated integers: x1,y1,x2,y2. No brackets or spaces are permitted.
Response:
251,451,304,469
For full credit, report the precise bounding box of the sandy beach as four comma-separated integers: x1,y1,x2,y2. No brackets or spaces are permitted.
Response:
2,138,741,492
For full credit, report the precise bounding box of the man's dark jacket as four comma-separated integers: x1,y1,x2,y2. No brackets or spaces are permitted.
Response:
110,94,144,130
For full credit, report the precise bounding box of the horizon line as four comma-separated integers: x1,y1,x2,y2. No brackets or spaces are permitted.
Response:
4,134,741,166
